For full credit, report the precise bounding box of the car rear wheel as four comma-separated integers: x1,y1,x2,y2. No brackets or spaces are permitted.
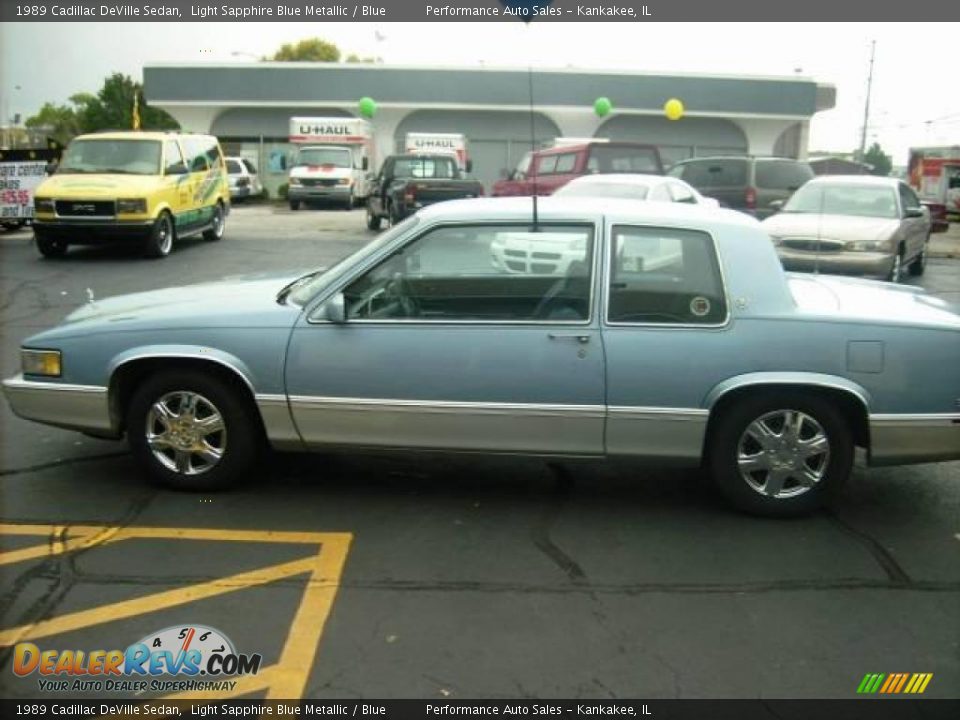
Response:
908,239,928,276
127,370,260,491
202,201,225,242
143,211,175,258
707,392,853,517
289,199,300,211
35,231,68,258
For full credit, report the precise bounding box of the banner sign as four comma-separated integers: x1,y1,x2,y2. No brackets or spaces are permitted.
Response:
0,161,48,221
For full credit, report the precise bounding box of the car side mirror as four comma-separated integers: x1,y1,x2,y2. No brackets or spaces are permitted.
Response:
904,207,924,218
166,162,188,175
324,293,346,323
768,199,784,211
465,159,473,173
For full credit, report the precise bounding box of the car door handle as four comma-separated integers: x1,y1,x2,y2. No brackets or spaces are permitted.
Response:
548,332,591,344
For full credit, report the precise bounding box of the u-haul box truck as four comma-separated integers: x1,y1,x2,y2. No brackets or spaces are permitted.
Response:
287,117,375,210
405,133,468,171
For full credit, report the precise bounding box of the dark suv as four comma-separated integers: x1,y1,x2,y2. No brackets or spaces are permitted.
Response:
667,157,814,219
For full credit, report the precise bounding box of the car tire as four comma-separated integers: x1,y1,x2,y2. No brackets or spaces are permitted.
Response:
908,240,928,276
887,247,904,283
343,192,354,211
35,231,68,258
707,391,853,517
202,201,226,242
127,369,261,491
388,201,402,226
289,200,300,211
143,211,175,258
366,206,382,231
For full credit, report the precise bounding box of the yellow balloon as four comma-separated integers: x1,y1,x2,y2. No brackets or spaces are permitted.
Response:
664,98,684,121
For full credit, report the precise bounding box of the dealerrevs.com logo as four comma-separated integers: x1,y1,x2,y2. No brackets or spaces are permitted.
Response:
13,625,262,693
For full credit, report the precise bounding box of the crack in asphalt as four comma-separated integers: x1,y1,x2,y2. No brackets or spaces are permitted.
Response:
533,464,587,584
0,451,130,478
0,491,156,667
824,510,912,586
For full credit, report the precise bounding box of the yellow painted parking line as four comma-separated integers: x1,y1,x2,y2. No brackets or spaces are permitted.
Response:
0,523,352,700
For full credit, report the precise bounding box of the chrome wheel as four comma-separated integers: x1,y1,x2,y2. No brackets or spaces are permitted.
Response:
888,253,902,283
157,215,173,254
211,204,224,237
737,409,830,499
145,391,226,476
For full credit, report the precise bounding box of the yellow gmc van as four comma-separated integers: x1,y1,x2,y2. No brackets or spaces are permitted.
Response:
32,131,230,259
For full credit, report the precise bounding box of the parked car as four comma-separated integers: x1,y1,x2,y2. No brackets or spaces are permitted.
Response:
492,141,665,197
762,176,931,283
554,173,718,206
366,154,483,229
225,157,263,201
4,198,959,517
31,131,229,259
668,156,814,219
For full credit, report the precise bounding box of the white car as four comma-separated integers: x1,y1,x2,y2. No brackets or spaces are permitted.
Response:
554,173,718,206
225,157,263,201
492,175,714,275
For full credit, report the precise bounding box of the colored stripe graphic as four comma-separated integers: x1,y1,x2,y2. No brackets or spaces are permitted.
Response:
857,672,932,694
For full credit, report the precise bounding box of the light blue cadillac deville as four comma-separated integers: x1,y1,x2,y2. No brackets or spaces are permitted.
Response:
3,198,959,516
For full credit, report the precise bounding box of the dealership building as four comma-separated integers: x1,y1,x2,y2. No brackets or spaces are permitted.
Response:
144,63,836,196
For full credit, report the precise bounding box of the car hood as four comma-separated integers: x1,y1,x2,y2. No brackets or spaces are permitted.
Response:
59,271,308,331
788,273,960,329
763,213,900,242
38,174,166,198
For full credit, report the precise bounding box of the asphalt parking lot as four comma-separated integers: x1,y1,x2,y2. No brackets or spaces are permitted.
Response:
1,205,958,701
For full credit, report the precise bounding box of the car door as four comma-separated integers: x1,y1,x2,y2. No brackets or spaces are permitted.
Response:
284,220,607,454
897,182,928,261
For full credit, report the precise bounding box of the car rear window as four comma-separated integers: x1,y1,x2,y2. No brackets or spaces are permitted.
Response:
226,159,242,174
677,159,747,188
755,160,813,191
587,146,661,174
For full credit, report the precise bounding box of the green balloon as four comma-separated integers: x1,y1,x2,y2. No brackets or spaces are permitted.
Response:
594,97,613,117
358,97,377,119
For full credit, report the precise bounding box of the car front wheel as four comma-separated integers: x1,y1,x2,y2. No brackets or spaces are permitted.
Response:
143,211,175,258
707,392,853,517
127,370,261,490
908,239,928,276
887,248,904,283
202,201,225,241
36,231,68,258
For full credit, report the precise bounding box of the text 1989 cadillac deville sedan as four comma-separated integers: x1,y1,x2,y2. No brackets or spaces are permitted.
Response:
4,198,959,516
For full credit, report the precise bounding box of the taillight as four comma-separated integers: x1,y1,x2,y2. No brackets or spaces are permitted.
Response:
745,187,757,209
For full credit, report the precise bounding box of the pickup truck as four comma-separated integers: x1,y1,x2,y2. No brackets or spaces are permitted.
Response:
366,154,484,230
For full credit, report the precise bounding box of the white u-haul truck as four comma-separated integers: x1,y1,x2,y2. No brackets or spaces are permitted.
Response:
404,133,469,172
288,117,375,210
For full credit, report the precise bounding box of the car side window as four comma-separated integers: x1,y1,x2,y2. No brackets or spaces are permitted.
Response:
898,183,921,214
182,138,209,172
243,159,258,174
649,184,671,202
608,225,727,325
164,141,185,174
554,153,577,174
537,156,558,175
342,224,595,322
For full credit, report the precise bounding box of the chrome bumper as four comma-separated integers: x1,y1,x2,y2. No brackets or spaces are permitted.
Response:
2,374,115,436
869,413,960,465
777,248,895,277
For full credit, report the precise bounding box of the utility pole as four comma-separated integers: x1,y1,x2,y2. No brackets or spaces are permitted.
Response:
857,40,876,162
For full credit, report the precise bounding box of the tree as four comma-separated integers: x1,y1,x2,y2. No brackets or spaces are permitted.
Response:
863,142,892,177
76,74,179,133
271,38,340,62
25,102,82,145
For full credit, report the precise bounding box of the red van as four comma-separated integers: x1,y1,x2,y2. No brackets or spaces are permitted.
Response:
492,141,664,197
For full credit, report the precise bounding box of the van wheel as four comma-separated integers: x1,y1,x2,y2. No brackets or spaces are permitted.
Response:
366,206,382,230
36,232,68,258
343,192,354,211
707,392,853,517
143,212,175,258
908,239,928,276
289,200,300,211
202,202,225,242
127,369,261,491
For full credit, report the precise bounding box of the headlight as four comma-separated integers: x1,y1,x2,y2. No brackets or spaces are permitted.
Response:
845,240,881,251
22,349,61,377
338,178,351,186
289,178,302,186
116,199,147,214
34,198,55,213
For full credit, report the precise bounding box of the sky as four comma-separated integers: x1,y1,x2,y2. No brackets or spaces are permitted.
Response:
2,22,958,166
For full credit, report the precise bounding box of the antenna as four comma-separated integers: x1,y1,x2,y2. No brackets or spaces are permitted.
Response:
857,40,876,162
527,63,539,230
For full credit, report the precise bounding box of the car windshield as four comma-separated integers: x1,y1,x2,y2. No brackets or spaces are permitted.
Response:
287,216,420,306
556,181,649,199
58,139,162,175
586,146,660,173
783,183,898,219
296,148,352,167
392,157,458,179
